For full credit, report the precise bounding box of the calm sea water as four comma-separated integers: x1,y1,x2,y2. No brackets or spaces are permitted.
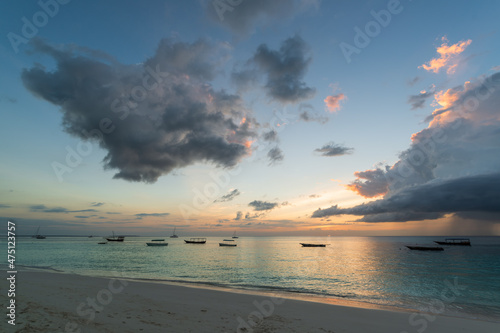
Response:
7,236,500,321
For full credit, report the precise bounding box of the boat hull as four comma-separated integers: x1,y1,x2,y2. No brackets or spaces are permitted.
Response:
219,243,237,247
300,243,326,247
407,246,444,251
184,240,206,244
146,242,168,246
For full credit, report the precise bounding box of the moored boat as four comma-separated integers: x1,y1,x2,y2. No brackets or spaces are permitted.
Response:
146,240,168,246
219,242,237,247
170,227,179,238
434,238,471,246
300,243,326,247
106,231,125,242
407,245,444,251
184,238,206,244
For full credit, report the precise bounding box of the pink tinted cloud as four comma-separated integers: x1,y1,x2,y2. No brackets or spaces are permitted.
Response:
324,93,346,112
420,37,472,74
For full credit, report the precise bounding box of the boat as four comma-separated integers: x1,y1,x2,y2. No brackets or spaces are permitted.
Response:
300,243,326,247
232,231,239,239
98,241,107,244
170,227,179,238
434,238,471,246
219,242,237,247
223,239,235,242
146,240,168,246
184,238,206,244
32,226,46,239
406,245,444,251
106,231,125,242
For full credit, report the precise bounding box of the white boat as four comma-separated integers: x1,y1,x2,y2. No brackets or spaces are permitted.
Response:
219,242,237,247
146,240,168,246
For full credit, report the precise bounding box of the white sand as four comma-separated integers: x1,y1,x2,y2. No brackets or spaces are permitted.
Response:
1,269,498,332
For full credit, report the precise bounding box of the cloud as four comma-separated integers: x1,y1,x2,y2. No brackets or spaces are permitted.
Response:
234,211,243,220
233,35,315,103
30,204,98,213
249,200,278,211
420,37,472,74
214,189,241,203
262,129,278,142
491,65,500,71
135,212,170,219
324,93,346,112
407,76,421,86
313,173,500,221
408,90,434,110
316,72,500,223
314,143,353,157
205,0,318,36
91,202,105,207
267,146,284,165
22,38,257,183
0,204,11,208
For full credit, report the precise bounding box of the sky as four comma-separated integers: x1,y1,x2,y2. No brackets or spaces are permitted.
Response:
1,0,499,237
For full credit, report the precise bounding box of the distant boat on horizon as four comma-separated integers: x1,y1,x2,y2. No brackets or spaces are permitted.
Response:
300,243,326,247
232,231,239,239
106,231,124,242
170,227,179,238
434,238,471,246
32,226,46,239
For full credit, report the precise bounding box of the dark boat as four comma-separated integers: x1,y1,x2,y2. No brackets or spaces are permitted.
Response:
434,238,471,246
184,237,206,244
219,242,237,247
32,226,46,239
300,243,326,247
407,245,444,251
170,227,179,238
146,240,168,246
106,231,125,242
232,231,239,239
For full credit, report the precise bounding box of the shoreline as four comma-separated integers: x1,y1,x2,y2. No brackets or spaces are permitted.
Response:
3,266,499,332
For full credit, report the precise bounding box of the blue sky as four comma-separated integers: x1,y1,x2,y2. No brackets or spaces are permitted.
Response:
1,0,499,236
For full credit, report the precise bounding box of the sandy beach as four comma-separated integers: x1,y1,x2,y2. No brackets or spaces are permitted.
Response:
0,268,497,333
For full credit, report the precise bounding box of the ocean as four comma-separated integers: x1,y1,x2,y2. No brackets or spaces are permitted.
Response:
8,235,500,322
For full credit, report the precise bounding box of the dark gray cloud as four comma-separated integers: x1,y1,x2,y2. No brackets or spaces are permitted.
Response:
205,0,317,36
0,204,11,208
91,202,105,207
262,129,278,142
314,143,353,157
30,204,98,214
214,189,241,203
135,212,170,219
22,38,256,183
313,173,500,222
234,211,243,220
249,200,278,211
233,35,315,103
407,76,421,86
316,72,500,224
267,146,284,165
408,90,434,109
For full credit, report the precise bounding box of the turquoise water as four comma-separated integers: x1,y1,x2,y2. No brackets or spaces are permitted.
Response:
7,236,500,321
